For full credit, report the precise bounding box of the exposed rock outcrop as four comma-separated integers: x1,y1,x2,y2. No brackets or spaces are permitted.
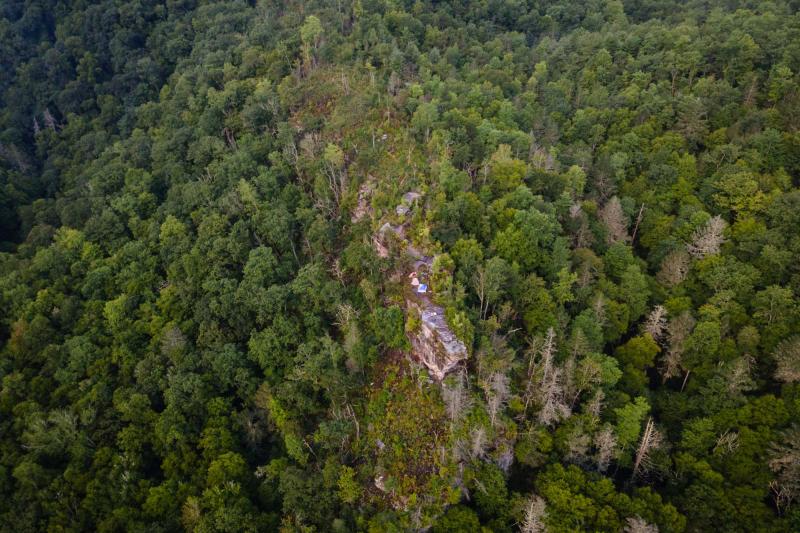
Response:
395,191,422,216
372,191,468,380
351,181,374,223
406,296,468,381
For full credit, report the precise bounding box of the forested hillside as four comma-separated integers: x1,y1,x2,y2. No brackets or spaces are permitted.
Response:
1,0,800,531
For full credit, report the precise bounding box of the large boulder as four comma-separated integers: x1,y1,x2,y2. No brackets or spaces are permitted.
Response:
406,297,468,380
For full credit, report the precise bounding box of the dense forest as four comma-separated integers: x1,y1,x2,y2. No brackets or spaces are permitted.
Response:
1,0,800,531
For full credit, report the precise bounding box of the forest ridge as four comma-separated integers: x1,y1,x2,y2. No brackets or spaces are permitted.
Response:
1,0,800,531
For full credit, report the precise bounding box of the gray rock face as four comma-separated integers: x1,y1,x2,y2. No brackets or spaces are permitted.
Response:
406,296,468,381
351,181,374,223
372,190,468,380
373,222,405,258
402,191,422,204
395,191,420,217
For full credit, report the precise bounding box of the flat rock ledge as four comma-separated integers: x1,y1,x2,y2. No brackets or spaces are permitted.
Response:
406,296,468,381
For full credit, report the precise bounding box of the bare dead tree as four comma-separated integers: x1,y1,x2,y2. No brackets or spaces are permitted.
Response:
323,160,347,209
594,167,615,202
334,303,357,331
453,461,470,501
443,371,471,425
320,143,348,212
336,304,361,358
725,356,756,396
585,389,605,420
656,249,690,287
569,204,595,249
643,305,668,343
470,426,488,459
594,425,618,473
743,74,758,107
530,141,553,171
568,328,591,360
496,444,514,473
452,438,469,465
632,418,663,480
240,409,266,450
660,312,695,382
591,294,607,326
387,70,400,96
575,219,594,249
713,430,740,455
523,328,573,426
598,196,630,245
686,215,726,259
537,366,572,426
528,133,538,163
520,494,547,533
283,136,299,171
33,116,41,135
524,329,556,413
774,336,800,383
344,403,360,446
769,426,800,511
631,203,646,243
624,516,659,533
161,325,187,356
565,424,591,465
545,151,555,171
473,267,490,320
486,371,510,428
342,69,351,95
574,253,598,288
223,127,238,150
43,108,58,130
